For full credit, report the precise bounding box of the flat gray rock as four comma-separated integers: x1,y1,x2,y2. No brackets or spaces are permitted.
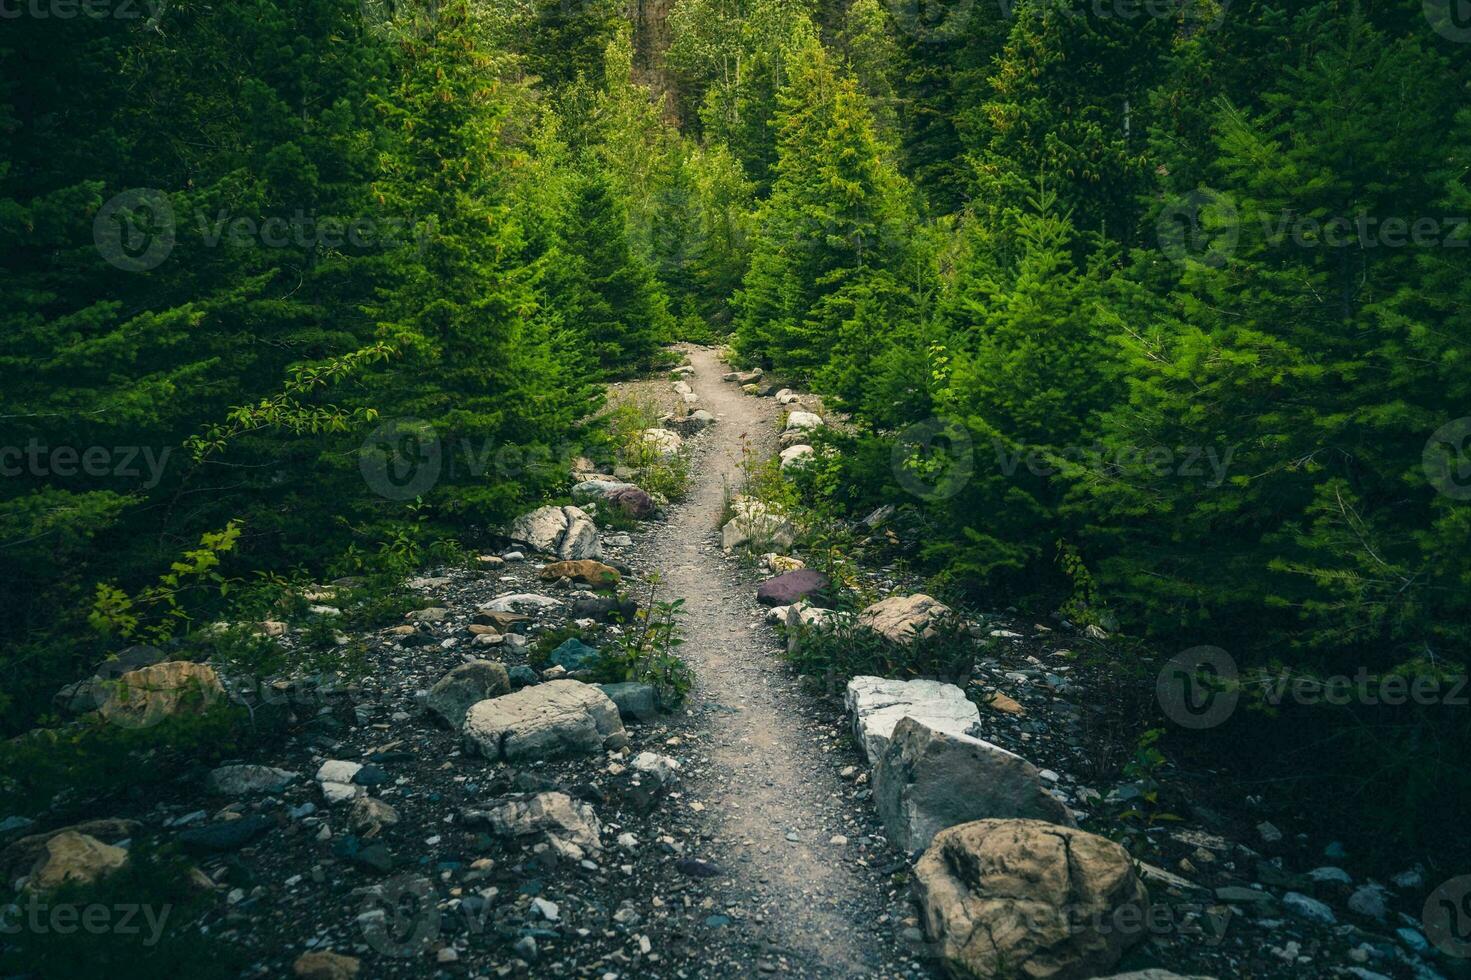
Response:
874,718,1075,852
462,680,625,761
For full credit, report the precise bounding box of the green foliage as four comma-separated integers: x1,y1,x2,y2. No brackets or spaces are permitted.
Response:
592,582,695,705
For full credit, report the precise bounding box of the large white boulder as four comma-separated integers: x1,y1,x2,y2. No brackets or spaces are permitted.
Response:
463,680,625,761
845,675,982,765
505,505,600,560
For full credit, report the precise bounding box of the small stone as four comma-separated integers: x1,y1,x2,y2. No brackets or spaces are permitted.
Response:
293,950,361,980
1282,891,1336,925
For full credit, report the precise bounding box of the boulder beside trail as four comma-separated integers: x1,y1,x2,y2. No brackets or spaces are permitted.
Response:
785,410,823,432
874,718,1076,852
915,819,1150,980
756,569,829,607
858,594,955,645
505,505,600,560
640,429,683,457
845,675,982,765
721,500,796,554
463,680,626,761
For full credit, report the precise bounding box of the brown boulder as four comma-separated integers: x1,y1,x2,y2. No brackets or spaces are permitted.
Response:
293,950,361,980
538,560,621,587
27,831,129,892
96,661,225,729
0,818,141,883
915,819,1149,980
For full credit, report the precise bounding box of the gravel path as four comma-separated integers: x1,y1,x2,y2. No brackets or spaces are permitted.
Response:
633,348,925,978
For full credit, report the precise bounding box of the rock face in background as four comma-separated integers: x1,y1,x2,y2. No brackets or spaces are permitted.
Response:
858,594,954,645
874,718,1076,852
506,505,601,560
915,819,1150,980
462,680,625,761
721,500,796,554
845,675,983,765
756,569,829,607
425,661,511,729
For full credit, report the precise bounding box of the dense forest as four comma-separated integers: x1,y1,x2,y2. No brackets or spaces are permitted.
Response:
2,0,1469,974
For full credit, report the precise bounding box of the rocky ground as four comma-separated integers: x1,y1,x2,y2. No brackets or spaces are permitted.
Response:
2,347,1463,980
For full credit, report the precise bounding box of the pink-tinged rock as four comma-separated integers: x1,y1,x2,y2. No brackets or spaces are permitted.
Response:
756,569,830,607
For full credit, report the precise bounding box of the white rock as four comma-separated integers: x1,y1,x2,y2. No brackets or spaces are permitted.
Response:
1283,891,1336,925
479,593,560,612
630,751,679,785
316,760,362,784
462,680,625,761
505,505,600,560
779,445,815,471
720,500,796,554
844,676,983,765
640,429,683,456
785,411,823,432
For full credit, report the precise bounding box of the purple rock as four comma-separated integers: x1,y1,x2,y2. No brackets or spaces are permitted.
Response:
606,486,656,519
756,569,830,607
